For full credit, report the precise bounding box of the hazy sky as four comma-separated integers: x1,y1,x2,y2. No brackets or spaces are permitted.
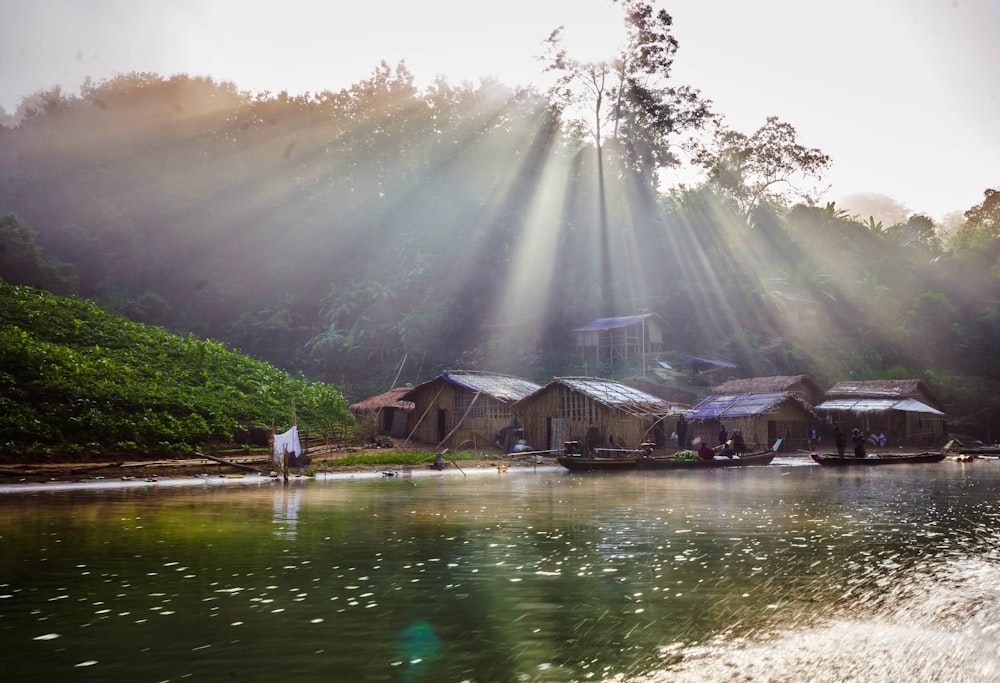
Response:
1,0,997,222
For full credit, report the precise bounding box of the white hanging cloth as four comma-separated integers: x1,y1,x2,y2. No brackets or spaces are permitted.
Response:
272,426,302,465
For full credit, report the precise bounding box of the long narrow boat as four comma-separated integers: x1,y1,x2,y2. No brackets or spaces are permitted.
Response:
636,449,776,470
810,452,946,466
557,449,641,472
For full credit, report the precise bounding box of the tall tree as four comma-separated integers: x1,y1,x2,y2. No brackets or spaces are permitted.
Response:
694,116,830,220
543,0,711,316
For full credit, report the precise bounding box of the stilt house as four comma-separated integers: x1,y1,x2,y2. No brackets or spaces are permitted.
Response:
513,377,675,454
573,314,665,365
401,371,541,450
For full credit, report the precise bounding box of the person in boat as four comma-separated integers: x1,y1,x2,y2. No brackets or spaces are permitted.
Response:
718,425,728,445
851,428,867,458
834,427,847,457
698,441,715,460
676,415,688,449
584,424,602,456
732,430,746,456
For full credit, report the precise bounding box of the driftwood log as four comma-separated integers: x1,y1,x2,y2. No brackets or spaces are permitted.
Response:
193,452,266,473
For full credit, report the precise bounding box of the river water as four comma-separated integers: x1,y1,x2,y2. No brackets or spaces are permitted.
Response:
1,458,999,682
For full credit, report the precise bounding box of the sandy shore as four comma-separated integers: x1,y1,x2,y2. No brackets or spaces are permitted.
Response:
0,449,547,489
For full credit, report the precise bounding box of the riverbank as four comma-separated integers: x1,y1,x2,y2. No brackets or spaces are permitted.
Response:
0,445,541,486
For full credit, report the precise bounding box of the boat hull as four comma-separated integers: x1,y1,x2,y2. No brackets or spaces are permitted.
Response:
557,456,637,472
810,452,946,466
636,451,776,470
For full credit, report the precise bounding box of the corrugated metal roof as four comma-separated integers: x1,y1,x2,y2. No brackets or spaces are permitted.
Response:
893,398,945,415
815,398,945,415
689,392,803,420
815,398,897,412
825,380,922,398
440,371,541,403
573,314,658,332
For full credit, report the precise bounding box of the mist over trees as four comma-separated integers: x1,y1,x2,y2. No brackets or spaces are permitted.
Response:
1,3,999,434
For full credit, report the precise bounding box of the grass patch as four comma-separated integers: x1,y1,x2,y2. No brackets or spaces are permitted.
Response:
319,452,479,467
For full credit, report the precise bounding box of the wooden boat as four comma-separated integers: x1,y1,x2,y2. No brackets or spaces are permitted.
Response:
557,449,640,472
954,446,1000,456
636,449,776,470
810,452,946,466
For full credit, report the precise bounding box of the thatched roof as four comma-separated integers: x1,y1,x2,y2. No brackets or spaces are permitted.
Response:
403,370,542,404
712,375,819,395
349,388,415,415
517,377,671,417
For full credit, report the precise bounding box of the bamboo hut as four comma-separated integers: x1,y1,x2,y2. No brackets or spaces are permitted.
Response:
513,377,676,454
814,380,947,446
688,392,820,452
348,387,415,438
401,371,541,450
712,375,824,408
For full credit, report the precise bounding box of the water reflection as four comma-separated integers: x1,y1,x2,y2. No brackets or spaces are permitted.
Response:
0,462,998,681
273,486,303,539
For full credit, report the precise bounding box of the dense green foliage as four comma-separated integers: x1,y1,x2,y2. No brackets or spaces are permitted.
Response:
0,280,350,456
0,2,998,435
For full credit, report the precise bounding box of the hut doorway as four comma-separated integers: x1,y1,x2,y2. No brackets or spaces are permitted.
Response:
437,409,447,443
548,417,570,454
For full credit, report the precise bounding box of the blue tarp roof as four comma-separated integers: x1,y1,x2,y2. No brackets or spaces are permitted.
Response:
689,392,790,420
677,356,737,370
573,314,658,332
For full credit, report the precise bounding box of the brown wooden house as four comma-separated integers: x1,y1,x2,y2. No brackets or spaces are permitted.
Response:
814,380,947,446
349,387,415,438
401,371,541,450
712,375,824,408
688,392,820,452
513,377,675,454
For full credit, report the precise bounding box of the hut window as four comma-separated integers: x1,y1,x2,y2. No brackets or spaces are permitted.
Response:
454,393,485,421
559,387,598,422
486,402,512,422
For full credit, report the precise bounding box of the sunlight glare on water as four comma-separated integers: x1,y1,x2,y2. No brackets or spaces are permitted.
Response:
1,462,999,681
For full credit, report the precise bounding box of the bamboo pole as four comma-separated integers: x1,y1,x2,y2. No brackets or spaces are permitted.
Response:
402,385,445,448
194,452,264,474
437,391,480,451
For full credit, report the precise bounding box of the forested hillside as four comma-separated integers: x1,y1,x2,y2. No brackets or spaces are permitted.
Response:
0,281,350,457
1,5,999,436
